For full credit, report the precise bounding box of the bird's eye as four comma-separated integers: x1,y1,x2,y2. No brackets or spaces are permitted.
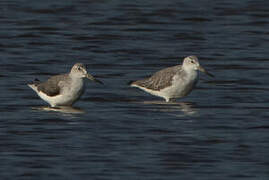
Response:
191,60,195,63
78,67,81,70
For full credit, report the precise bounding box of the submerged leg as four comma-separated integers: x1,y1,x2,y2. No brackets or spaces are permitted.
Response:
170,98,177,102
167,98,177,102
164,97,170,102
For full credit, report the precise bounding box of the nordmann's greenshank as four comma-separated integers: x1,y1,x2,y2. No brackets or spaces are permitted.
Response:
28,63,103,107
129,56,213,102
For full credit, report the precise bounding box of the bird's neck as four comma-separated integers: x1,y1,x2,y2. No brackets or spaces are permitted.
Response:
182,65,195,73
182,66,198,79
69,73,84,80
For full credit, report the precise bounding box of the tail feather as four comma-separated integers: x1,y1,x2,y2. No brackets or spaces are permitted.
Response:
27,78,41,92
34,78,40,82
128,80,135,86
27,83,37,90
28,78,40,85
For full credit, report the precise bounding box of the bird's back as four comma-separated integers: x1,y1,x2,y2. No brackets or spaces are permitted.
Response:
131,65,182,91
36,74,70,97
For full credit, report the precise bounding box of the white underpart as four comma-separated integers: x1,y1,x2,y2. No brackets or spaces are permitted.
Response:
28,76,84,107
160,70,198,101
132,70,198,102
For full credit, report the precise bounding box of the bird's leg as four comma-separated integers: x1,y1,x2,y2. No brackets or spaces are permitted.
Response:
165,97,170,102
169,98,177,102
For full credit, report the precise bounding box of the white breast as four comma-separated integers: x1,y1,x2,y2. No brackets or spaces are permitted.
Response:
61,78,84,104
160,71,199,100
40,78,85,107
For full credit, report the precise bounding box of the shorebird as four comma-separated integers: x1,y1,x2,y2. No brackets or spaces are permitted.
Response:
28,63,103,107
129,56,213,102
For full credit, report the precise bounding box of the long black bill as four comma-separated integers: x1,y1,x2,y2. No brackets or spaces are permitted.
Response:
198,66,214,77
86,74,104,84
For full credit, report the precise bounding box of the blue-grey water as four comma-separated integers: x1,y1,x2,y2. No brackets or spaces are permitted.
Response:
1,0,269,179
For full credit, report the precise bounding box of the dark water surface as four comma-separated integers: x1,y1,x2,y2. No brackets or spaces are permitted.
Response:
1,0,269,179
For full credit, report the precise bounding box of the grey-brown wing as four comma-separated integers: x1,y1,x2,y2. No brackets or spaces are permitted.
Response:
133,65,182,91
37,74,69,96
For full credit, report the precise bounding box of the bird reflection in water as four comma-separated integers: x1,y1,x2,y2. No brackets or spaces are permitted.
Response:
32,106,85,114
141,101,197,116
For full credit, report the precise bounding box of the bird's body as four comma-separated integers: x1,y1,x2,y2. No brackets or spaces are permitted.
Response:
28,74,85,107
28,63,103,107
130,56,213,102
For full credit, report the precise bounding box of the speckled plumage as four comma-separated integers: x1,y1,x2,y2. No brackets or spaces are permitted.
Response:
130,56,213,102
131,65,182,91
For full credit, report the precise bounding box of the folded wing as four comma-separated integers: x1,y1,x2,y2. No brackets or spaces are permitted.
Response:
131,65,182,91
